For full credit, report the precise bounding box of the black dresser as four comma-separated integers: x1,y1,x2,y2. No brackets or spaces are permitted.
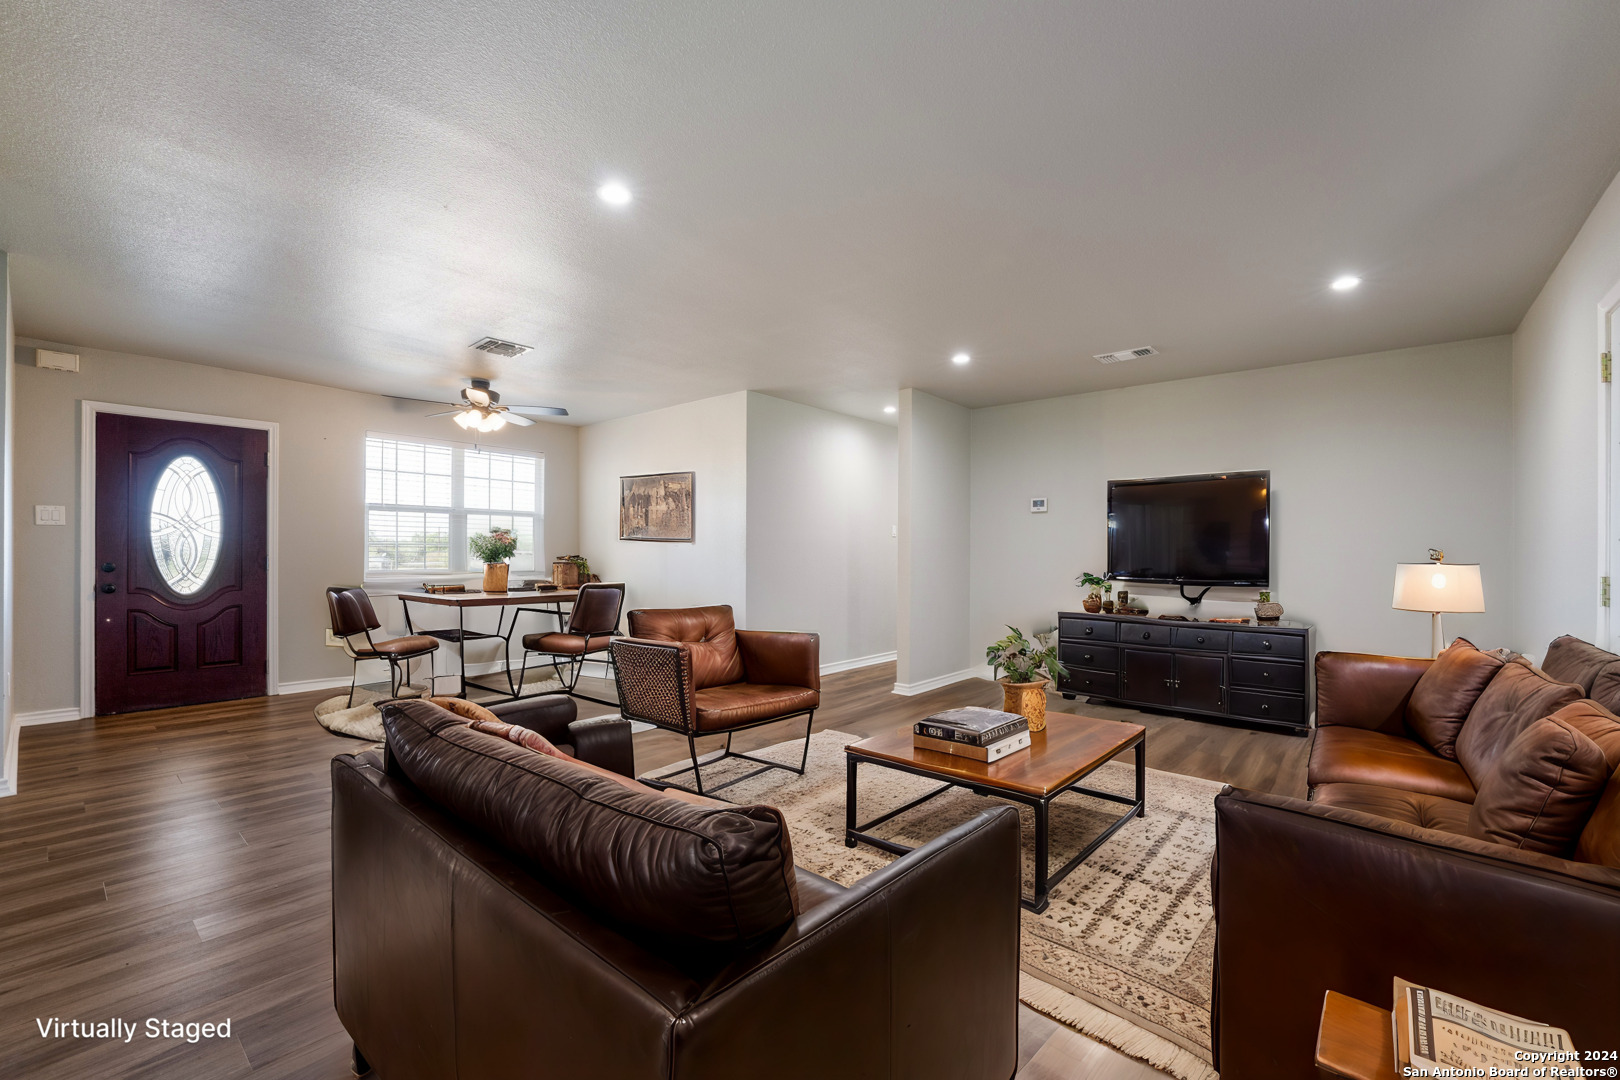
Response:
1055,611,1315,735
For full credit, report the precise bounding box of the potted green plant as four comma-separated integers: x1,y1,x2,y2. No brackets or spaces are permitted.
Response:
1077,572,1106,613
469,528,518,592
986,626,1066,731
1101,581,1115,613
552,554,590,588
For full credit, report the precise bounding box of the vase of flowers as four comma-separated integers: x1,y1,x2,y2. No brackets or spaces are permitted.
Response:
1077,571,1106,614
470,528,518,592
985,627,1066,732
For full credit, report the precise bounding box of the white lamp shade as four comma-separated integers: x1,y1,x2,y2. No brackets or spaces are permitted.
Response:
1392,563,1484,614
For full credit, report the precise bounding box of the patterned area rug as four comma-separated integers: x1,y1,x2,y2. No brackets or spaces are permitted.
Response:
647,729,1222,1079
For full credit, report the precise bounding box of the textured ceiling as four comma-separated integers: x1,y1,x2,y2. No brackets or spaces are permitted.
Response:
3,1,1620,425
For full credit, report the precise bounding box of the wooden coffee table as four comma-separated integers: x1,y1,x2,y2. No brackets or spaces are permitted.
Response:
845,713,1146,912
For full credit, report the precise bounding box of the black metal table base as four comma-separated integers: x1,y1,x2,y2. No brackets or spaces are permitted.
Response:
844,733,1146,913
402,596,572,702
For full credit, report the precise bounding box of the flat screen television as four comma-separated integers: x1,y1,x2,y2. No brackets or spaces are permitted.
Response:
1107,471,1270,587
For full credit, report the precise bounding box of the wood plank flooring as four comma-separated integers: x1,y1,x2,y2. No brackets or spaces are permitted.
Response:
0,664,1309,1078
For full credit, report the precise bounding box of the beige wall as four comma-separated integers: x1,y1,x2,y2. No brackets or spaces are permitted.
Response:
1511,166,1620,658
968,337,1516,665
897,388,972,688
13,339,579,715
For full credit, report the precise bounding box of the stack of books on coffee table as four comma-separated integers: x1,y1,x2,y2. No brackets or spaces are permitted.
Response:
913,707,1031,762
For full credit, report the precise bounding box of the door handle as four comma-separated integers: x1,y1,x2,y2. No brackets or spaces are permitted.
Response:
100,583,117,594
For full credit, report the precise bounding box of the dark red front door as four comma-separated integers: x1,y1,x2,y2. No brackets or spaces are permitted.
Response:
95,414,269,714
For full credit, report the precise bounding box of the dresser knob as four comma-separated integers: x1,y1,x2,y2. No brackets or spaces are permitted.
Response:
1142,631,1151,640
1196,635,1205,644
1260,703,1270,711
1263,640,1272,650
1084,627,1093,636
1083,654,1092,662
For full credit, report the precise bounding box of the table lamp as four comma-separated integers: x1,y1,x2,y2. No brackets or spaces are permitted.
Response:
1392,549,1484,657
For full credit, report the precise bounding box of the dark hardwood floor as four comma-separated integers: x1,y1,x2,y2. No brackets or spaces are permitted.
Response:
0,664,1308,1078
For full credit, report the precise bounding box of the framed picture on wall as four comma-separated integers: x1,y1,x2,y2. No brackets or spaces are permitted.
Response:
619,471,695,542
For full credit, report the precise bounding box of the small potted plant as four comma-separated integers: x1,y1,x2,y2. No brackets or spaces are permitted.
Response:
1077,572,1106,613
552,554,590,588
1101,581,1115,613
469,528,518,592
1255,590,1283,623
986,626,1066,732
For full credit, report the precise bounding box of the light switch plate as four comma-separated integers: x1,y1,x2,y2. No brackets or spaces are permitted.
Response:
34,505,66,526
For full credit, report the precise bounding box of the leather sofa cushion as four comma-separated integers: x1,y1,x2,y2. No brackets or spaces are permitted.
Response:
1466,717,1611,857
1551,700,1620,770
1577,772,1620,868
629,605,747,690
382,698,800,949
1310,782,1473,835
1591,667,1620,716
1308,726,1476,803
694,684,821,732
1541,635,1620,695
1455,660,1582,786
1405,638,1504,760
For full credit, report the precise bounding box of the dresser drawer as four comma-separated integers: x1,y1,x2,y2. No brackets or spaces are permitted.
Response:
1119,622,1172,646
1172,627,1229,651
1060,669,1119,698
1230,658,1305,692
1060,642,1118,671
1232,631,1305,659
1228,689,1306,726
1059,617,1117,642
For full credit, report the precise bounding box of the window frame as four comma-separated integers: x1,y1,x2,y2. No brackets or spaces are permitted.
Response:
362,431,544,584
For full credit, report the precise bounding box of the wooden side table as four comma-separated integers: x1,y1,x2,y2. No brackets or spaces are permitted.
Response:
1315,991,1396,1080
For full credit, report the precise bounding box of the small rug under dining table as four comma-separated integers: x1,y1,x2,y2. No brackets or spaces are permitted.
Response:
646,728,1223,1080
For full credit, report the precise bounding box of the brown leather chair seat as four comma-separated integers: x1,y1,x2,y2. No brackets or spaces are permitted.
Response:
354,634,439,658
1310,781,1473,834
694,684,823,732
521,631,614,655
1309,725,1476,803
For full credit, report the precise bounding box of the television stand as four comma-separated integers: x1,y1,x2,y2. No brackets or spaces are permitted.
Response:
1055,610,1314,736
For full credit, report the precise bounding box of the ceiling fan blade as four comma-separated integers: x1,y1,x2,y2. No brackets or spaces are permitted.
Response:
501,412,535,426
423,409,467,417
507,405,570,417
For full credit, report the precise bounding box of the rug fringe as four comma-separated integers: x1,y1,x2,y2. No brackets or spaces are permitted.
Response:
1020,974,1219,1080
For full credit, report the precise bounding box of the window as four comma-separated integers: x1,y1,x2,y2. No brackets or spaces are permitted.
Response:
365,434,542,577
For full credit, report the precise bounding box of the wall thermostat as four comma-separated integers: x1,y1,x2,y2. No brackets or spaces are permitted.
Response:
1030,498,1048,513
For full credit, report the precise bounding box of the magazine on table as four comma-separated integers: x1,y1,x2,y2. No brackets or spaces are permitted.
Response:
1393,977,1576,1073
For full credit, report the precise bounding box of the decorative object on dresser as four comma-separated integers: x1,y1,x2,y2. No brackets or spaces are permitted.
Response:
469,526,518,592
1077,571,1106,613
1392,548,1484,657
985,626,1065,731
619,470,695,541
1056,610,1314,735
1254,590,1283,622
1101,580,1115,613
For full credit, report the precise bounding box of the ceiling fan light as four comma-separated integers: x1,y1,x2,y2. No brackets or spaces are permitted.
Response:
453,410,480,430
465,388,492,407
478,411,507,433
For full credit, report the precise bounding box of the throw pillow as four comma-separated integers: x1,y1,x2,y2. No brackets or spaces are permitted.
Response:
1540,635,1620,695
1465,717,1610,856
1454,660,1583,785
428,696,502,725
428,696,568,758
1405,638,1505,761
1590,667,1620,716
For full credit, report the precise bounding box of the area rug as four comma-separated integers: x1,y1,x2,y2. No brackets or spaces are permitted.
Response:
646,730,1222,1079
315,677,564,740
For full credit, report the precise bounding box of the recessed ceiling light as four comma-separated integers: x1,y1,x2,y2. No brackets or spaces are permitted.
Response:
951,351,971,366
1330,274,1361,292
883,405,897,414
597,180,632,206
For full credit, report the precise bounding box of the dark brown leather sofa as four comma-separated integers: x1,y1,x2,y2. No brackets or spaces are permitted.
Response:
332,694,1022,1080
1213,639,1620,1079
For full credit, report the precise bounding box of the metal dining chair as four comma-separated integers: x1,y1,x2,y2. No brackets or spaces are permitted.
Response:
325,586,440,707
513,581,626,707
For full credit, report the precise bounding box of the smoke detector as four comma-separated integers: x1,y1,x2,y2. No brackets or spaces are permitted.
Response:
470,337,533,358
1093,346,1158,365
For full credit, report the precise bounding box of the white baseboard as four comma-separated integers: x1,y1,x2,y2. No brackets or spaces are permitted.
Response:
820,651,897,676
279,657,617,698
891,667,987,696
17,707,85,726
0,718,16,798
276,675,356,695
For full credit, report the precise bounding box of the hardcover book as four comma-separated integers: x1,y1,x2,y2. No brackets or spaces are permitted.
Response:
913,731,1032,762
913,706,1028,746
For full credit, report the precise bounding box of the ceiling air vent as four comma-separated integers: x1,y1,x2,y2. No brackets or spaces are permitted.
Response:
1093,346,1158,365
470,337,533,358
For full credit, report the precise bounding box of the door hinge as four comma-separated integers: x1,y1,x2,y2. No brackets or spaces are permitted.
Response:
1604,576,1612,608
1604,352,1613,383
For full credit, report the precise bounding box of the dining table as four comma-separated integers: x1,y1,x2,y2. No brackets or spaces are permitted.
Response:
395,587,581,700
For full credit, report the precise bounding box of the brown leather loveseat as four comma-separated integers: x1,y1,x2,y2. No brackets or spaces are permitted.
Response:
332,694,1021,1080
1212,636,1620,1079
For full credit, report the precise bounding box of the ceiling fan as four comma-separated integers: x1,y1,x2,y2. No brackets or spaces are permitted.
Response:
425,378,568,432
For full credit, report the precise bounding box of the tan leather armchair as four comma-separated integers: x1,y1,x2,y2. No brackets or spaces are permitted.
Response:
610,605,819,795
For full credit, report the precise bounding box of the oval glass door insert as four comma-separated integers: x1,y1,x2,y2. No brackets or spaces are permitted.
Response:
150,455,223,595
